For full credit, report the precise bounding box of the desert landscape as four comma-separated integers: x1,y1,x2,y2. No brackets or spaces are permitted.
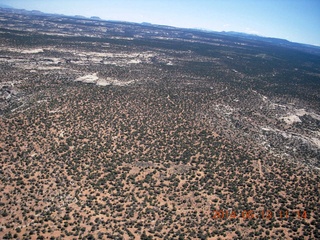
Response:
0,7,319,239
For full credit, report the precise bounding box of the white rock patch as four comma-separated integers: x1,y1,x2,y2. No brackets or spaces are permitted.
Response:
21,49,44,54
280,115,302,125
75,73,99,84
75,73,135,86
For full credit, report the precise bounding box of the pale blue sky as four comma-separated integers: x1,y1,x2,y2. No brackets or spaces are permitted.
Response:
1,0,319,46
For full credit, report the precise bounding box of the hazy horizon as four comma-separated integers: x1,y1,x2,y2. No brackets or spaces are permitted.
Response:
1,0,319,46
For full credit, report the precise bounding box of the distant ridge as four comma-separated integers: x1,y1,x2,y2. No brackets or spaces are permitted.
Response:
0,4,12,9
141,22,153,26
1,6,319,54
220,31,320,55
90,16,101,20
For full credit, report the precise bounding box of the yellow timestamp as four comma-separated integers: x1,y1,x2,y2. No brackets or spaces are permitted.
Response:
212,209,308,220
